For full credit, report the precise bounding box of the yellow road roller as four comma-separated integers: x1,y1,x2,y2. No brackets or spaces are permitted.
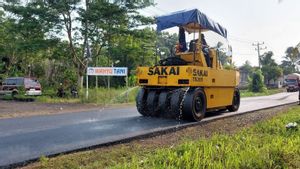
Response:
136,9,240,121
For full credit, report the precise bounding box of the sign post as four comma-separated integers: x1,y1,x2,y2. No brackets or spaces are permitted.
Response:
126,74,129,102
86,67,128,100
86,73,89,99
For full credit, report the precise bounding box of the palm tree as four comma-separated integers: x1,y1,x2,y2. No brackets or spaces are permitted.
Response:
285,46,300,71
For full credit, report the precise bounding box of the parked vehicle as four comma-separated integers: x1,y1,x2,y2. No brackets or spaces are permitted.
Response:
285,73,300,92
0,77,42,96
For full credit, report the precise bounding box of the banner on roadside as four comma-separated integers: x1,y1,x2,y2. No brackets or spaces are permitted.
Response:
87,67,128,76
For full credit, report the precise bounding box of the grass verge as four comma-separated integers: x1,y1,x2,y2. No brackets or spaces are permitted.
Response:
25,106,300,169
35,87,284,104
240,88,285,98
36,87,139,105
0,95,35,102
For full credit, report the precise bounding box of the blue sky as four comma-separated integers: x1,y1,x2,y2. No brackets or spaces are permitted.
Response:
141,0,300,66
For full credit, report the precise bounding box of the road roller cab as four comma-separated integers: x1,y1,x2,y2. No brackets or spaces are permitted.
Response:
136,9,240,121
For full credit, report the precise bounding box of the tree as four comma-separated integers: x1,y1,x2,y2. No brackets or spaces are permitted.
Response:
41,0,87,88
239,60,254,87
2,0,58,77
280,60,295,75
260,51,283,85
82,0,154,87
0,0,156,90
215,42,232,66
85,0,154,59
157,32,178,59
108,28,156,87
280,46,300,75
3,0,154,88
249,69,267,93
240,61,254,75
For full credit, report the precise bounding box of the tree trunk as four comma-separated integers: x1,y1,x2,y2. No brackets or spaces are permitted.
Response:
77,73,84,90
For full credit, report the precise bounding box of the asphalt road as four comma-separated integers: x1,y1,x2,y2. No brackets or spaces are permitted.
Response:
0,92,298,167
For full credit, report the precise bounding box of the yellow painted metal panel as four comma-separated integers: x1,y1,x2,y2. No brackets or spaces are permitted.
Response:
204,87,234,108
137,66,238,87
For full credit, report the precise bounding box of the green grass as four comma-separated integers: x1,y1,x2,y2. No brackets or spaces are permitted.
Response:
32,106,300,169
240,88,284,98
111,107,300,169
36,87,139,105
0,95,14,101
0,94,35,101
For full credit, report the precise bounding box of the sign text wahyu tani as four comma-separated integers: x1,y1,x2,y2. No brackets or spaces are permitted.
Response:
87,67,128,76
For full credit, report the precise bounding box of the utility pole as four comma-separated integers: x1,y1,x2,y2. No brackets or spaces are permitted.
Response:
296,42,300,51
85,0,90,99
252,42,267,68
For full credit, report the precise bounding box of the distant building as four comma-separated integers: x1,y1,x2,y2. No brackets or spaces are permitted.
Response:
238,66,283,89
265,77,283,89
238,69,249,89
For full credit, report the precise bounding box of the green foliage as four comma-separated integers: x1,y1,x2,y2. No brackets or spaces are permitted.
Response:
239,61,254,89
223,63,237,70
36,87,139,105
280,46,300,75
80,87,139,104
128,75,137,87
240,88,283,97
281,60,296,75
216,42,232,66
261,51,283,85
157,31,178,58
239,60,254,77
0,0,156,89
0,61,5,79
39,156,49,168
249,69,267,92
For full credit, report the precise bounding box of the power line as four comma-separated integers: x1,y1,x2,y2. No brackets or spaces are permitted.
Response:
141,7,162,16
229,38,252,44
152,6,168,14
252,42,267,68
142,6,169,16
228,35,254,42
228,35,254,44
296,42,300,50
139,9,154,16
234,53,256,56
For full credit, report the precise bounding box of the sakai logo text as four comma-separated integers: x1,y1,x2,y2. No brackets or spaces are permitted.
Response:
148,67,180,76
193,69,208,77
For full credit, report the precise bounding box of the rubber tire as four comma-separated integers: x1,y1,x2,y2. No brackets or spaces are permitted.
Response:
136,88,149,116
227,88,240,112
157,91,169,117
146,90,160,117
182,88,207,122
169,89,183,119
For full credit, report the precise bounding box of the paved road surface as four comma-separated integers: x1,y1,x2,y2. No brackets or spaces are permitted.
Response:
0,92,298,167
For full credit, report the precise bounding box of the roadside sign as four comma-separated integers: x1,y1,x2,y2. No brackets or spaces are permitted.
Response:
86,67,129,100
87,67,128,76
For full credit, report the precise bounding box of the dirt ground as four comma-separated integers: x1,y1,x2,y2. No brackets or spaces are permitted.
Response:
0,100,132,119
